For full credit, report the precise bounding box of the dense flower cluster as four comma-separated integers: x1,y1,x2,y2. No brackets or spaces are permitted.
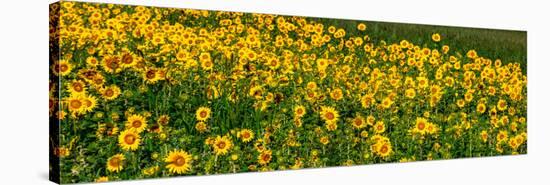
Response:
49,2,527,183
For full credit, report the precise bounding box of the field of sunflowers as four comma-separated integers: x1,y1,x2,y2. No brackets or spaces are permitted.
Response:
49,1,527,184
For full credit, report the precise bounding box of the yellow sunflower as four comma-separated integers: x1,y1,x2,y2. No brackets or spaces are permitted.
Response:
95,176,109,183
360,94,375,108
351,115,366,129
413,117,429,134
249,85,263,99
497,99,508,111
431,33,441,42
405,88,416,99
374,121,385,134
164,149,193,174
143,67,160,84
480,130,489,142
118,130,141,151
238,129,254,143
497,130,508,143
212,135,233,155
101,85,121,100
357,23,367,31
477,103,486,114
57,60,72,76
257,150,273,165
65,95,85,114
293,105,306,118
195,107,211,121
125,114,147,133
67,80,86,95
82,94,98,113
376,142,392,158
106,153,125,173
320,106,339,124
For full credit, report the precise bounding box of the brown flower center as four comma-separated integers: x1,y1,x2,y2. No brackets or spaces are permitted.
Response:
174,156,186,166
109,158,120,166
70,100,82,109
122,53,133,64
132,120,142,128
60,64,68,72
72,83,83,92
104,89,114,97
418,122,426,130
124,134,136,144
380,145,388,153
216,141,226,149
146,70,156,79
325,112,334,120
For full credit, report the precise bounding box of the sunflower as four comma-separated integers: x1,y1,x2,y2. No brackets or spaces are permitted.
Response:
257,150,272,165
57,60,72,76
120,51,137,68
306,82,318,90
249,85,263,99
125,114,147,133
293,105,306,118
212,135,233,155
374,121,385,133
381,97,394,109
143,67,160,84
405,88,416,99
82,94,98,113
176,50,190,61
480,130,489,142
476,103,486,114
413,117,429,134
366,115,376,126
319,136,330,145
95,176,109,183
351,115,366,129
67,80,86,95
456,99,465,108
66,95,85,114
238,129,254,143
195,121,208,133
357,23,367,31
330,88,343,101
106,154,125,173
101,85,121,100
325,121,338,131
376,142,392,158
86,56,99,67
467,50,478,59
200,60,214,71
497,99,508,111
195,107,211,121
267,57,280,70
157,115,170,126
497,130,508,143
360,94,375,108
417,77,429,89
431,33,441,42
101,55,122,73
118,129,141,151
164,149,193,174
320,106,339,124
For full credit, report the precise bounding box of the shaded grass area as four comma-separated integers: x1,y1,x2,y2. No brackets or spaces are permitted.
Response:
314,18,527,73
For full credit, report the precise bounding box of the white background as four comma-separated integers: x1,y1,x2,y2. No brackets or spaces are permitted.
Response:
0,0,549,184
